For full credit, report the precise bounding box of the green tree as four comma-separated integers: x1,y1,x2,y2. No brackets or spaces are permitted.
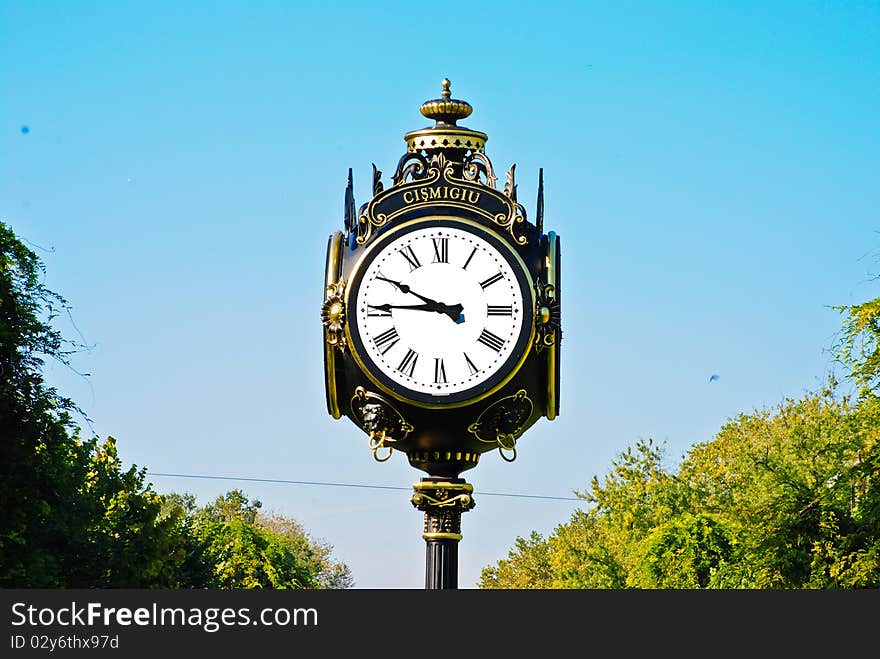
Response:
626,513,734,588
0,222,180,587
181,489,353,589
480,389,880,588
0,223,353,588
833,296,880,397
480,531,553,589
258,511,353,589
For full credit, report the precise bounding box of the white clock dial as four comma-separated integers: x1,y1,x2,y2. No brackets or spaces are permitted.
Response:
348,220,533,404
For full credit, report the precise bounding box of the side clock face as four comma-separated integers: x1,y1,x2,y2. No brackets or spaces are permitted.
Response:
347,219,534,406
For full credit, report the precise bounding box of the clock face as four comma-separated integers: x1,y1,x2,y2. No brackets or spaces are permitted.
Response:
347,219,534,405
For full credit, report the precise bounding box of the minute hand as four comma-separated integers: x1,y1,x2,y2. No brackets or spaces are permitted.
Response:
369,301,465,323
370,303,441,313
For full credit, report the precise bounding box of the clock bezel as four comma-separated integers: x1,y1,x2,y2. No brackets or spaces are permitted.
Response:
345,216,536,409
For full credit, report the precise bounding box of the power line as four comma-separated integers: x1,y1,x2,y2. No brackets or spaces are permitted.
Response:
147,472,584,502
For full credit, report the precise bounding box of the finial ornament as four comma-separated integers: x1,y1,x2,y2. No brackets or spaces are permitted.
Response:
419,78,473,125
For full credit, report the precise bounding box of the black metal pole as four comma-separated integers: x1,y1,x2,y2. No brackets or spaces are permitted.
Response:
425,538,458,589
411,477,476,590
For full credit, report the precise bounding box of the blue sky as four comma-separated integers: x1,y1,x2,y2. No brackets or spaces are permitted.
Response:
2,1,878,588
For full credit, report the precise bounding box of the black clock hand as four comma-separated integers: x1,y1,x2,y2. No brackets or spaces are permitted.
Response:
374,276,464,322
370,303,439,313
369,301,464,323
375,275,437,303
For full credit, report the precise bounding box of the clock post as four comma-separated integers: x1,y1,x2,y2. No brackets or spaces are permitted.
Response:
322,79,562,589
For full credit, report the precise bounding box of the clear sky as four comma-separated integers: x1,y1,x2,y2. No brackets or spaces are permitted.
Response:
2,1,878,588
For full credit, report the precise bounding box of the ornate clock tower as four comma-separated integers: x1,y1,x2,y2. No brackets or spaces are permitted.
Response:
322,80,561,588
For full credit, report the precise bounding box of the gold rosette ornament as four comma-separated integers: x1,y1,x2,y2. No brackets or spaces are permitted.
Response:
321,280,346,351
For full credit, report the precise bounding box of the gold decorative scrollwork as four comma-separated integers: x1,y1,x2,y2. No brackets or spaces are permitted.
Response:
410,490,473,510
411,480,476,541
493,210,528,246
468,389,533,462
391,152,429,187
361,153,527,246
321,278,347,352
350,387,414,462
356,210,390,246
534,278,560,352
461,151,497,188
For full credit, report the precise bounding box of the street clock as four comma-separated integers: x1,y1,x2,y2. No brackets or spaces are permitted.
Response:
321,79,561,587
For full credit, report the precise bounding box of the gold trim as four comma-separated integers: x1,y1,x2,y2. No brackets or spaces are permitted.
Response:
344,216,536,410
405,127,488,154
546,232,559,420
412,481,473,494
422,532,463,542
324,231,344,419
408,451,479,464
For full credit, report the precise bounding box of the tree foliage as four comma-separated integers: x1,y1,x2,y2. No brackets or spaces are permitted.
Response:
0,222,351,589
482,385,880,588
0,221,177,586
175,490,354,589
832,296,880,397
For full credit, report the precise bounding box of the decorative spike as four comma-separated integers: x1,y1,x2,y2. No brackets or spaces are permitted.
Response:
344,168,356,233
503,163,517,202
372,163,384,196
536,167,544,236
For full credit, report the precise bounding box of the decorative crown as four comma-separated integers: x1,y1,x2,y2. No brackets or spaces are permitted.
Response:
419,78,473,125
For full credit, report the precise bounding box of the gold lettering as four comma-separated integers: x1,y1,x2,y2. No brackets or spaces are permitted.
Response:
400,185,482,207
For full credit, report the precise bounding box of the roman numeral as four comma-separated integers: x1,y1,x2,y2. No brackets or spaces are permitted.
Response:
463,247,477,270
487,305,513,316
477,329,505,352
480,272,504,289
373,327,400,354
432,237,449,263
464,352,479,376
434,357,447,384
398,245,422,271
396,348,419,378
